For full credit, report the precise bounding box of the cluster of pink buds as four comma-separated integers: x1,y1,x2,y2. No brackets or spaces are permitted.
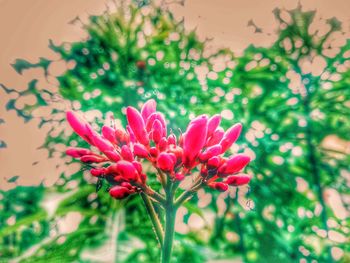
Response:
65,99,251,200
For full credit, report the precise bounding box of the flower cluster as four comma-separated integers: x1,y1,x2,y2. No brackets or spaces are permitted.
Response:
66,99,251,199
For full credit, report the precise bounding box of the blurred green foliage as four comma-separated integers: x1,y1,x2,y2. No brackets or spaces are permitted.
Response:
1,1,349,262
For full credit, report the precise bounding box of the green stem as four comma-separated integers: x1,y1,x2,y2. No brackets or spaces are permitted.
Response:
162,182,176,263
140,192,164,247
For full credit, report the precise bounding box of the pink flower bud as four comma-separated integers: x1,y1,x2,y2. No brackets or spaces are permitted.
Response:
182,115,208,167
90,168,106,177
175,173,185,181
132,161,143,174
220,123,242,153
66,111,91,142
149,147,159,157
199,145,222,162
151,119,163,144
167,134,176,145
109,185,132,199
218,154,250,176
146,113,167,136
115,160,139,181
224,174,251,186
102,126,117,145
126,125,136,143
158,137,168,152
66,147,94,158
157,152,176,172
206,127,224,147
134,143,149,158
115,128,129,145
80,155,107,163
207,156,221,168
126,107,149,145
121,145,134,161
141,99,157,121
88,129,114,154
207,114,221,138
104,150,121,162
208,182,228,192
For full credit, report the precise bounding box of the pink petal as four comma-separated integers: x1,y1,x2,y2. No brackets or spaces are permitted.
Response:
208,182,228,192
151,119,163,144
182,115,208,167
218,154,250,175
224,174,251,186
104,150,121,162
157,152,175,172
102,126,117,145
90,168,106,177
141,99,157,121
80,155,107,163
126,107,149,145
207,114,221,138
206,127,224,147
115,160,139,181
220,123,242,153
134,143,149,158
109,185,132,199
146,112,167,136
199,145,222,162
121,145,134,161
66,147,94,158
66,111,91,142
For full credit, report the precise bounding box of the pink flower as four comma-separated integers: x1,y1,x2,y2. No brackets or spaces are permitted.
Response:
182,115,208,168
220,123,242,153
126,107,149,146
65,99,251,199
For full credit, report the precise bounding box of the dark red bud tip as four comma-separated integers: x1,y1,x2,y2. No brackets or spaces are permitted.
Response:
208,182,228,192
224,174,251,186
109,186,132,199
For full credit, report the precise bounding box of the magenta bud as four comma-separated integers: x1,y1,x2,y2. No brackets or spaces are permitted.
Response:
207,114,221,138
141,99,157,121
146,112,167,136
102,126,117,145
207,156,221,168
182,115,208,167
66,147,94,158
206,127,225,147
220,123,242,153
167,134,176,145
158,137,168,152
104,150,121,162
208,182,228,192
90,168,106,177
152,119,163,144
218,154,250,175
175,173,185,181
126,107,149,146
157,152,175,172
133,143,149,158
199,145,222,162
115,128,129,145
115,160,139,181
80,155,107,163
132,161,143,174
109,186,132,199
121,145,134,161
66,111,91,142
224,174,251,186
149,147,159,157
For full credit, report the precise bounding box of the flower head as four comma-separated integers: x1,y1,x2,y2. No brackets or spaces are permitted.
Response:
65,99,251,199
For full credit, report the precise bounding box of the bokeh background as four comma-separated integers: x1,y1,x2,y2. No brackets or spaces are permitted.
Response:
0,0,349,262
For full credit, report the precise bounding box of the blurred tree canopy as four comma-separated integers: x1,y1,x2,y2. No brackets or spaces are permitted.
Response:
1,1,349,262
